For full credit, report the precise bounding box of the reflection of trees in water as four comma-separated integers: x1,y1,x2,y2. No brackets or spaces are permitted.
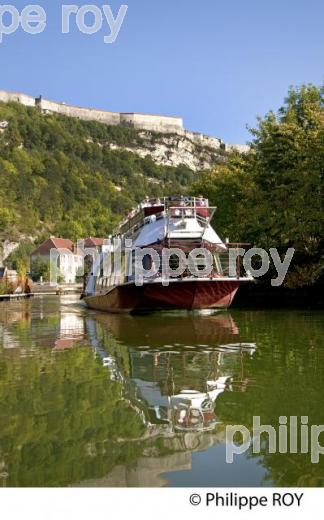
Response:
216,311,324,487
1,305,324,487
0,345,146,486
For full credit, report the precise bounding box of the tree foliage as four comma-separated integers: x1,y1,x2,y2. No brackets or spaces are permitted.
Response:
192,84,324,287
0,102,194,241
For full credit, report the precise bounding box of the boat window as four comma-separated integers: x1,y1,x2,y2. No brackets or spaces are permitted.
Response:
169,254,180,270
142,254,152,271
196,254,208,271
214,253,223,275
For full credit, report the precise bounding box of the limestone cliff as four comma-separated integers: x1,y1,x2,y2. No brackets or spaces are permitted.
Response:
0,89,249,171
109,130,228,171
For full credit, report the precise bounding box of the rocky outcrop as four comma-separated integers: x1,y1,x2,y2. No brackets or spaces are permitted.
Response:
0,240,20,267
109,130,228,171
0,89,250,169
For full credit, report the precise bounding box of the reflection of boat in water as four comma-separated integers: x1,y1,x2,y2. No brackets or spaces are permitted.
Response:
92,311,241,348
76,309,258,487
133,374,231,433
86,312,257,434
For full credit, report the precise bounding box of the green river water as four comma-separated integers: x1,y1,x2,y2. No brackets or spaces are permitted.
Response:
0,295,323,487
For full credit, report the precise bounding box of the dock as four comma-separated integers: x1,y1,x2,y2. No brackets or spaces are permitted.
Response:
0,293,34,302
0,285,82,302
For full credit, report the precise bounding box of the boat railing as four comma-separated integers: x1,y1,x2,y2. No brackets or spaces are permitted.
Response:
165,205,216,228
163,196,210,209
118,196,215,237
119,206,166,236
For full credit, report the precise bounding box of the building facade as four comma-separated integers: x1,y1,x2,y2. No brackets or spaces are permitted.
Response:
30,237,83,284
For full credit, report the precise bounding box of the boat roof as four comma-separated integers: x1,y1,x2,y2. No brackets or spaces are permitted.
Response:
117,195,214,236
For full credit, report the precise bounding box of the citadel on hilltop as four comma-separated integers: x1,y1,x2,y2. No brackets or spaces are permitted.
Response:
0,89,249,153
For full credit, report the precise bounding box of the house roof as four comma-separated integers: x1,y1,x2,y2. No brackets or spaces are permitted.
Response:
31,237,74,256
84,237,105,247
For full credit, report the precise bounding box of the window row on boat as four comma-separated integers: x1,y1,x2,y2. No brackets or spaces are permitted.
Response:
94,249,239,292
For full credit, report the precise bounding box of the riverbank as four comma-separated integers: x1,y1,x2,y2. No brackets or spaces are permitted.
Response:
32,283,82,295
233,282,324,310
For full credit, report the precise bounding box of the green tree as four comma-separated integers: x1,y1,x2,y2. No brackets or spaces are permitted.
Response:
6,242,34,275
192,84,324,287
31,257,50,281
0,100,195,240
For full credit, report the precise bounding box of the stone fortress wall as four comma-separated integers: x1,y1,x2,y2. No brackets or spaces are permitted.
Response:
0,90,36,107
0,89,249,152
0,90,183,132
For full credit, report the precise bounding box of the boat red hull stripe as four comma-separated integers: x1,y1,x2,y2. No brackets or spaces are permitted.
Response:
84,280,240,313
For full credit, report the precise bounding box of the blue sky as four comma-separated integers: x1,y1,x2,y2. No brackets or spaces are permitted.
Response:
0,0,323,143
